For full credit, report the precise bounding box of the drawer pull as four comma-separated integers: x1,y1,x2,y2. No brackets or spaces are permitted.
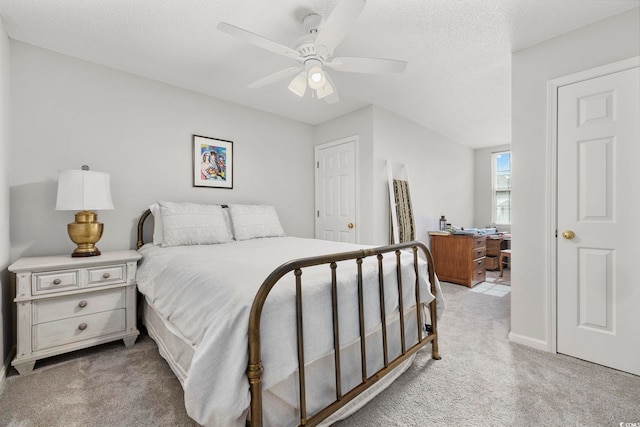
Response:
78,323,88,331
78,300,88,308
53,279,62,285
102,273,111,279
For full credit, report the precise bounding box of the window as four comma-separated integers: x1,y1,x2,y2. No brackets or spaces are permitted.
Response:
492,151,511,225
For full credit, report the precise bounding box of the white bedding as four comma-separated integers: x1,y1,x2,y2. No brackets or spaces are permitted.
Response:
136,236,443,427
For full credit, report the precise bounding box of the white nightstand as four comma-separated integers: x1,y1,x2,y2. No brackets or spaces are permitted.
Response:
8,250,141,375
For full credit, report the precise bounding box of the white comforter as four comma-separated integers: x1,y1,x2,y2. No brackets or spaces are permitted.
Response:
136,237,442,427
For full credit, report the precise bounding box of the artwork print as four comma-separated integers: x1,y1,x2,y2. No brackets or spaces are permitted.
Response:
193,135,233,189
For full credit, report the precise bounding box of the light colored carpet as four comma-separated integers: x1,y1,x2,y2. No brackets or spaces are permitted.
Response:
1,280,638,426
0,333,197,427
336,280,640,426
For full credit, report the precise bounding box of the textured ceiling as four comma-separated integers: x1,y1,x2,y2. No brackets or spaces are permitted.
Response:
0,0,638,148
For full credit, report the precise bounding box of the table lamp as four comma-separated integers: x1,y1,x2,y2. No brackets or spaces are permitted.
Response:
55,166,114,257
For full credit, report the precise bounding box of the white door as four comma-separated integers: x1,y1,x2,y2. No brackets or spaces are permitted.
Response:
556,66,640,375
315,137,358,243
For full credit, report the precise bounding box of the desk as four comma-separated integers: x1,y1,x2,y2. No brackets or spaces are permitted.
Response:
485,235,511,270
430,234,486,287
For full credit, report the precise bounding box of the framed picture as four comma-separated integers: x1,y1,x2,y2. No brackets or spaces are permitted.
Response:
193,135,233,189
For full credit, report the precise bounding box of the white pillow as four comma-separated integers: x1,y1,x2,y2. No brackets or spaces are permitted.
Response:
149,203,164,245
222,206,233,238
150,203,234,245
159,201,233,247
229,204,285,241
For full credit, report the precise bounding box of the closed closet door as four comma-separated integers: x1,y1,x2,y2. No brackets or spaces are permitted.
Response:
315,137,357,243
556,65,640,375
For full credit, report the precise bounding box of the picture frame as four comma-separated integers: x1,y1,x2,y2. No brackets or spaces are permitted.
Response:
193,135,233,189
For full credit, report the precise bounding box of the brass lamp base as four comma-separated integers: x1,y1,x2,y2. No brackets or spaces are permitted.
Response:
67,210,104,257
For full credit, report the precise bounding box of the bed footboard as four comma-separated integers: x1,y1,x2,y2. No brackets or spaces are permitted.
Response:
247,241,440,427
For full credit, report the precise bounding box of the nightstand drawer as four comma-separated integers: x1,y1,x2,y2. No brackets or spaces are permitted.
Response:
32,270,80,295
87,264,126,287
34,289,125,324
33,309,126,351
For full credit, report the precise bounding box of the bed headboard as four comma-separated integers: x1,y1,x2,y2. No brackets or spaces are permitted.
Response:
136,209,153,249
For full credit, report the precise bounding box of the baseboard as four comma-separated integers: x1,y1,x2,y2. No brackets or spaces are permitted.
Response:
0,345,16,395
508,331,550,352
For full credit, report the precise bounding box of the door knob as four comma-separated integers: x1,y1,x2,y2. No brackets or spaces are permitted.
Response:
562,230,575,240
347,223,355,229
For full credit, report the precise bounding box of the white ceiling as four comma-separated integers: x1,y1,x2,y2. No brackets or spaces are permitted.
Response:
0,0,638,148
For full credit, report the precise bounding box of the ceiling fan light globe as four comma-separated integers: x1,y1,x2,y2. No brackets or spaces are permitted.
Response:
310,71,322,83
307,65,326,90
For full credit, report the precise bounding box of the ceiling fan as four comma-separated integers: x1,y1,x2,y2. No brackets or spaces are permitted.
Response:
217,0,407,104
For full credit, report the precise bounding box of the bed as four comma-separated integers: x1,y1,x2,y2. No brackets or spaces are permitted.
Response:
135,201,442,426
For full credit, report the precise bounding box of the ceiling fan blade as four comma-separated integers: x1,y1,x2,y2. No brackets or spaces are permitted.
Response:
326,56,407,74
248,66,303,89
217,22,301,61
315,0,366,56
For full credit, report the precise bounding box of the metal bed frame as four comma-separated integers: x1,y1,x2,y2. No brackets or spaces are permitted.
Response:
136,208,440,427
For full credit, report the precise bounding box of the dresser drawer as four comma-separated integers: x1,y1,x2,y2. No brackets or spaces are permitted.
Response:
472,257,485,270
486,238,502,256
472,236,486,249
472,266,486,284
485,256,499,270
472,247,486,260
34,289,125,324
33,309,126,351
87,264,126,287
32,270,80,295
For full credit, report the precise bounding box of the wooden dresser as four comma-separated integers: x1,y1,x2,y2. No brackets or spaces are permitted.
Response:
430,234,486,287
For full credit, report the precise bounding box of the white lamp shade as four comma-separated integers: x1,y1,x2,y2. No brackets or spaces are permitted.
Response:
288,72,307,97
316,79,335,99
56,170,114,211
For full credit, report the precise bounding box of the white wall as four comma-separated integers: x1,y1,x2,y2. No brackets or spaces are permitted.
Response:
0,17,11,384
473,144,510,231
511,8,640,348
9,42,316,259
372,107,474,246
315,105,474,247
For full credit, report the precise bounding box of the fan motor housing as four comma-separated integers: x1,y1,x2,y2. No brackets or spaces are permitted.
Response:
302,13,323,34
297,42,317,58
